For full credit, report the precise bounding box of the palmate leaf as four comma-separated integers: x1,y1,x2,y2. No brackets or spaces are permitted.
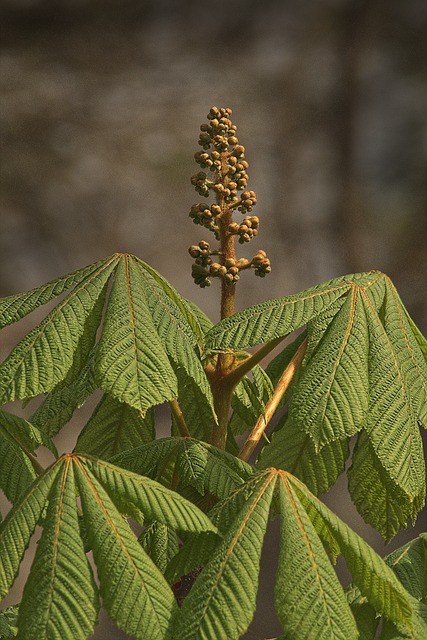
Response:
205,271,426,527
0,258,110,330
94,256,177,410
112,437,254,501
0,454,217,640
139,522,180,573
74,394,155,458
173,471,276,640
1,254,213,423
0,255,119,405
230,364,273,435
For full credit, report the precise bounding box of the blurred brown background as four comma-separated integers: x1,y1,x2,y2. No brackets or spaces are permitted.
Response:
1,0,426,638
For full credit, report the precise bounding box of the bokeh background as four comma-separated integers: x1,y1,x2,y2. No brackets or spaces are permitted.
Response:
1,0,426,638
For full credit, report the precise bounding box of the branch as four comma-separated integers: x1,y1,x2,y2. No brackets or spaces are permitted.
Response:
169,399,191,438
222,336,285,389
238,336,308,462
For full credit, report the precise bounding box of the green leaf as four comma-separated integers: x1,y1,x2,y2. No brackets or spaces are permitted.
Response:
171,363,216,441
205,272,357,349
82,456,218,535
380,597,427,640
17,459,99,639
0,258,110,330
345,586,379,640
94,255,177,411
289,474,413,628
110,438,180,489
29,284,107,436
176,441,208,495
164,532,220,585
173,471,276,640
362,291,425,500
230,365,273,435
132,257,215,418
0,605,19,638
257,412,349,495
288,289,370,447
139,522,180,573
206,271,426,530
74,459,177,640
0,411,45,504
0,464,59,598
385,536,427,602
74,394,155,458
0,256,118,404
348,431,420,541
275,475,358,639
135,259,209,344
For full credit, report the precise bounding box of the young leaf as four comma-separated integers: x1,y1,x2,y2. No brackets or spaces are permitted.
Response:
81,456,218,535
139,522,180,573
0,257,110,330
176,440,208,495
287,288,370,447
173,470,276,640
17,459,99,640
205,272,355,349
348,431,419,541
362,291,425,501
164,532,220,585
0,465,60,598
29,284,107,436
94,255,178,411
0,256,119,404
257,412,349,495
74,460,177,640
345,586,379,640
171,363,216,441
230,365,273,435
289,474,413,628
132,257,215,418
276,476,358,639
74,394,155,458
0,605,19,639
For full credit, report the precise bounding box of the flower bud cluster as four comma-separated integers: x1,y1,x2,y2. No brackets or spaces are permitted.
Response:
189,241,213,288
228,215,259,244
252,250,271,277
188,107,271,288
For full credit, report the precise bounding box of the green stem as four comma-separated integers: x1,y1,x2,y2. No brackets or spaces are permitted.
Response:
169,399,191,438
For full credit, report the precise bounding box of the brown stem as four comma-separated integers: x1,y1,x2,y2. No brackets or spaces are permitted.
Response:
237,337,308,461
222,336,285,389
211,152,238,449
169,399,191,438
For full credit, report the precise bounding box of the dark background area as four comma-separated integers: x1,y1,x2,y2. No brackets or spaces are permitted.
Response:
1,1,426,638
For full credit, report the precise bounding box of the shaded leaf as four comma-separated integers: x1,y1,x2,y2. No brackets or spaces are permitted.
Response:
258,412,349,495
348,431,420,541
74,394,155,458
